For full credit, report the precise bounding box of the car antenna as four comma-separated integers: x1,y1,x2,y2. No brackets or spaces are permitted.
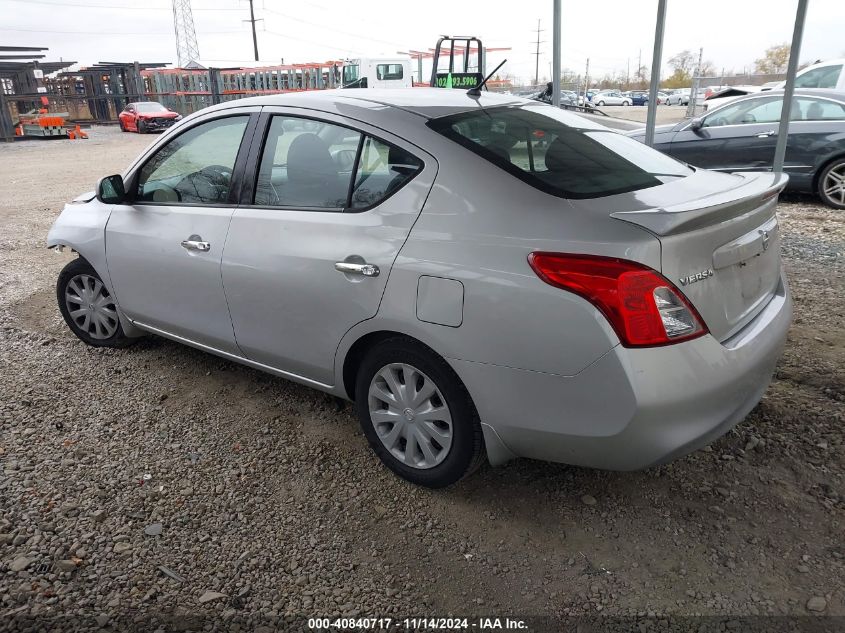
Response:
467,59,507,97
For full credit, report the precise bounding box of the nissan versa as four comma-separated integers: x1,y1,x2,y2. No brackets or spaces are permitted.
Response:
47,89,791,488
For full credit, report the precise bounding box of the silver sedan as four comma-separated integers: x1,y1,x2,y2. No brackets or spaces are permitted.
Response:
48,89,791,487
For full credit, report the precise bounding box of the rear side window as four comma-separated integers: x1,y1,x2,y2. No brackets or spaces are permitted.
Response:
254,115,422,210
428,105,691,199
349,137,422,209
377,64,404,80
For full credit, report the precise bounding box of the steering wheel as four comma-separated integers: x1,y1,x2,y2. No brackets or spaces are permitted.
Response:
176,164,232,203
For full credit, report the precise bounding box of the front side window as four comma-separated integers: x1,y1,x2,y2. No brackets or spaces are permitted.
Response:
428,105,691,199
794,64,842,89
703,97,782,127
377,64,404,81
136,115,248,204
343,64,359,84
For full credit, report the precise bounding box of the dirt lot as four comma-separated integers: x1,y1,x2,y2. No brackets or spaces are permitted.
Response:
0,127,843,630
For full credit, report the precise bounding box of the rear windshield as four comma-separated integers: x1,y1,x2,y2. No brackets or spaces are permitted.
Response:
428,105,691,199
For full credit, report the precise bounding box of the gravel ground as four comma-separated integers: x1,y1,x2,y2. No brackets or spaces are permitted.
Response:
1,128,843,631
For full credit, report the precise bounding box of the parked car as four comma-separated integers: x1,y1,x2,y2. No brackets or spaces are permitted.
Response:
703,86,763,111
666,89,690,106
630,91,650,106
118,101,181,133
772,57,845,90
48,89,791,487
591,90,632,106
630,91,669,106
627,89,845,209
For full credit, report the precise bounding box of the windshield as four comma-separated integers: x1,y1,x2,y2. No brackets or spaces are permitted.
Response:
428,105,691,199
343,64,359,84
135,102,168,112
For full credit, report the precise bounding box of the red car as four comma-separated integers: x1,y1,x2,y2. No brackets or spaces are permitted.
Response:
118,101,181,134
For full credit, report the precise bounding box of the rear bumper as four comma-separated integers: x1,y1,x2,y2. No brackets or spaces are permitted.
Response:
453,272,792,470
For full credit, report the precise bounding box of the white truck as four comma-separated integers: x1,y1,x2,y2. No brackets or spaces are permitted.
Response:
341,57,413,89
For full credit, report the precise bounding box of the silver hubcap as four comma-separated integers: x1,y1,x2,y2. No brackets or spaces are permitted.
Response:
822,164,845,206
65,274,119,340
368,363,453,470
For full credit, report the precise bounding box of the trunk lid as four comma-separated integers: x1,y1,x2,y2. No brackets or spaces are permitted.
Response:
610,170,787,342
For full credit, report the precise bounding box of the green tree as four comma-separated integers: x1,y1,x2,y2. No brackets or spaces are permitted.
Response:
755,44,791,74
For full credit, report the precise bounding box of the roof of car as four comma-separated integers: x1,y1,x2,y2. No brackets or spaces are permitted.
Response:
738,88,845,100
229,88,529,119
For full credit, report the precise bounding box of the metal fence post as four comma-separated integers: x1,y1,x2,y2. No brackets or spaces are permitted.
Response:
773,0,809,172
645,0,668,147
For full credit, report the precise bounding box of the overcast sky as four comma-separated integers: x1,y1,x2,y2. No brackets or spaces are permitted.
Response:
2,0,844,83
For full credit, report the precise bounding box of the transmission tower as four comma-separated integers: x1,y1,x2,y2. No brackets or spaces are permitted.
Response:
172,0,200,68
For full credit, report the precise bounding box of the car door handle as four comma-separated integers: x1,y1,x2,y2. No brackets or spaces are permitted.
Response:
335,261,380,277
181,239,210,252
755,130,776,138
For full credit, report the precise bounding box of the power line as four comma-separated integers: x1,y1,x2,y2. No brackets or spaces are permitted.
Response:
260,6,406,50
4,0,243,9
0,26,242,35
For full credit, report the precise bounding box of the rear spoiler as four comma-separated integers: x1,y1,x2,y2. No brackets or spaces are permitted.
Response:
610,172,788,237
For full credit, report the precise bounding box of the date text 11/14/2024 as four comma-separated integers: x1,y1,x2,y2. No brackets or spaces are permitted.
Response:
307,617,529,630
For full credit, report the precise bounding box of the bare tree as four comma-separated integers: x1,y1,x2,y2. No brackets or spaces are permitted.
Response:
668,50,696,77
755,44,791,74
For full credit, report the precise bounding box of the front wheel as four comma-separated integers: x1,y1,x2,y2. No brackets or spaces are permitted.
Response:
622,100,630,106
354,338,485,488
57,258,134,348
137,119,146,134
818,159,845,209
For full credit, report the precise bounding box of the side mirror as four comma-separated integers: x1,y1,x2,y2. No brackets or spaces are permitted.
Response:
96,174,126,204
689,117,704,131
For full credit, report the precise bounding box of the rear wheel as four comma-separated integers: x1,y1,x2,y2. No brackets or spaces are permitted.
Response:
818,158,845,209
597,100,605,106
119,119,127,132
354,338,484,488
57,258,134,348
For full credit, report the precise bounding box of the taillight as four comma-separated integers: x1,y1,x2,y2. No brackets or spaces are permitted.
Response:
528,252,708,347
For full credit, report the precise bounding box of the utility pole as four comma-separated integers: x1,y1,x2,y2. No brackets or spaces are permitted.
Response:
626,58,630,88
638,48,642,82
244,0,262,62
582,57,590,104
644,0,667,147
532,19,545,85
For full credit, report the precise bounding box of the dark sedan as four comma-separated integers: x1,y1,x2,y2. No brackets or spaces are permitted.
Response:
628,89,845,208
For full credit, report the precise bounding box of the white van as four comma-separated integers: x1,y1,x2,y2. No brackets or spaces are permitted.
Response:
775,58,845,90
341,57,413,89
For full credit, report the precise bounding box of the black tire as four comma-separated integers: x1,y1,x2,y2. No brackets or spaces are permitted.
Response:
137,119,146,134
817,158,845,210
354,337,485,488
57,258,134,348
597,100,605,106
